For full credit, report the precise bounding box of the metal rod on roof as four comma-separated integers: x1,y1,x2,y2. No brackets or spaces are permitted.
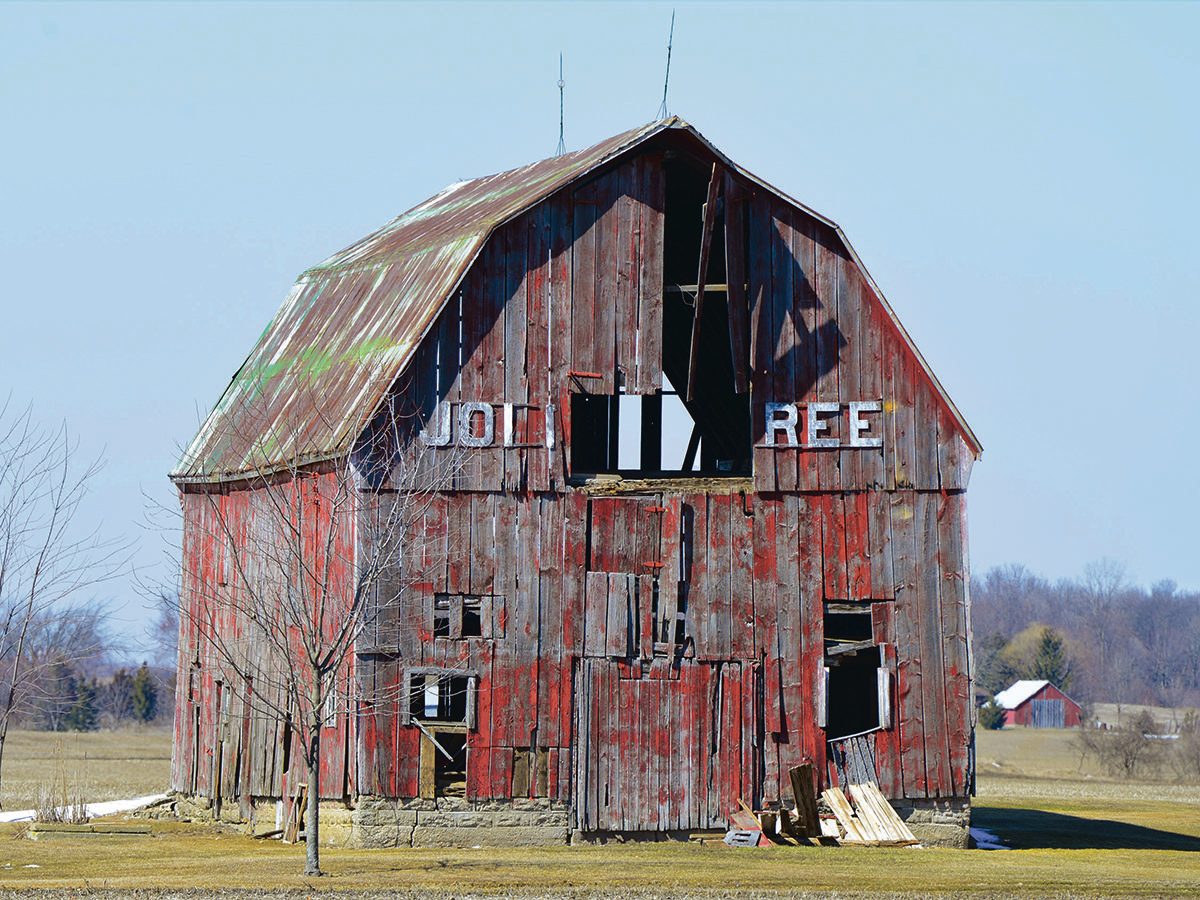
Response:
556,54,566,157
657,9,675,120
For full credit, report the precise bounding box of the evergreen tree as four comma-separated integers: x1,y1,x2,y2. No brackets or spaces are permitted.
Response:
978,699,1006,730
1031,626,1072,690
64,677,99,731
131,662,158,724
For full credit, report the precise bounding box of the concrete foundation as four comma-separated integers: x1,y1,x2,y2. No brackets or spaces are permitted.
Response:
351,796,570,848
147,792,971,849
894,797,972,848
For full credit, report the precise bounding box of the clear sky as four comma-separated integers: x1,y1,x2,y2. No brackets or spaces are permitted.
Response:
2,2,1197,650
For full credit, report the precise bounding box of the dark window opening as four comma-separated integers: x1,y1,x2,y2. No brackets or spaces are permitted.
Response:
433,596,451,637
825,647,883,740
461,599,482,637
824,603,873,647
408,672,472,725
432,594,496,640
434,732,467,798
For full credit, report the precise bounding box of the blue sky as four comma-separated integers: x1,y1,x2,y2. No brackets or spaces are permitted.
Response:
2,2,1197,649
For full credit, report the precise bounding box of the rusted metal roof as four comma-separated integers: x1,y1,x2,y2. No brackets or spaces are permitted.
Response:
174,117,979,484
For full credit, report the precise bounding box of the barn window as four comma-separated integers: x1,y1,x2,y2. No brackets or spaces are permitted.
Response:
570,377,745,476
821,603,892,739
401,668,476,727
431,594,500,639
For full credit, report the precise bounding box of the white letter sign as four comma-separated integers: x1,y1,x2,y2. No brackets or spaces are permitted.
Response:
848,400,883,448
765,402,799,447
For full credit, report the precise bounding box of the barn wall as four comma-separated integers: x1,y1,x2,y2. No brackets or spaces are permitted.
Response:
177,137,976,833
172,471,357,811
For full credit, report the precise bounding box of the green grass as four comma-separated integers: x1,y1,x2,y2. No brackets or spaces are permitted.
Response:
0,726,1195,896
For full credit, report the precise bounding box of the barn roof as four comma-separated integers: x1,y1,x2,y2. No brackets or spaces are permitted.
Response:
173,117,981,484
995,680,1079,710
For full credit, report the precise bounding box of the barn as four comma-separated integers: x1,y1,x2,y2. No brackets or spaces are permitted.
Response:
170,117,982,848
995,680,1082,728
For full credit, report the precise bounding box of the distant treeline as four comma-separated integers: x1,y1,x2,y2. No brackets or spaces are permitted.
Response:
972,560,1200,709
0,599,175,732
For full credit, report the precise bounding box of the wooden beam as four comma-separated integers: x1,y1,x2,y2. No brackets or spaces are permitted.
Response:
681,423,701,472
724,172,750,393
686,162,723,402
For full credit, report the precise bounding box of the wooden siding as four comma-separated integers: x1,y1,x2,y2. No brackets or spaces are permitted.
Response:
172,472,357,809
175,143,977,832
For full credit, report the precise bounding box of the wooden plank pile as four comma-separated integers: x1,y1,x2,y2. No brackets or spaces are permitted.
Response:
821,784,919,846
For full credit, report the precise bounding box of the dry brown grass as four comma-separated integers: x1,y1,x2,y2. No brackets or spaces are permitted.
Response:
0,727,171,812
0,726,1194,895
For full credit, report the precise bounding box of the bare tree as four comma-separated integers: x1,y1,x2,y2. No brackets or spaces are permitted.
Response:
167,390,460,876
0,400,125,802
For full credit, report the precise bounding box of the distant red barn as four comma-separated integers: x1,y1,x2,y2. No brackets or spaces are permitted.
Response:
995,680,1082,728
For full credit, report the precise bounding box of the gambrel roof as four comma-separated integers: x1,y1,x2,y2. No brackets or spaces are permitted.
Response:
173,117,981,484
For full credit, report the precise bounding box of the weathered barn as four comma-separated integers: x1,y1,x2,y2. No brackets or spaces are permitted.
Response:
995,680,1081,728
171,118,981,847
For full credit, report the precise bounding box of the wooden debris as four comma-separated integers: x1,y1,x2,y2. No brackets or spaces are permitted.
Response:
849,782,918,844
789,763,821,838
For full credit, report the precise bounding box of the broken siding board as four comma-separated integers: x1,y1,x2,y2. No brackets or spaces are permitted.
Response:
936,491,972,796
871,612,902,799
686,494,712,659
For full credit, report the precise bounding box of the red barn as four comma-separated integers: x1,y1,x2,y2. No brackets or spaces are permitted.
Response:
995,680,1082,728
170,118,982,847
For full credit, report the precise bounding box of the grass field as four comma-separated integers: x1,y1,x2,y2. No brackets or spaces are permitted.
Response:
0,726,1195,896
0,727,172,813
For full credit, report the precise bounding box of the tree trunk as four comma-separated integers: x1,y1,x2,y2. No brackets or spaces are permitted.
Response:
304,725,321,876
0,725,8,810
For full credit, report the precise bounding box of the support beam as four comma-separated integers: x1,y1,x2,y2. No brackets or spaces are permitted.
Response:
686,162,723,402
724,172,750,393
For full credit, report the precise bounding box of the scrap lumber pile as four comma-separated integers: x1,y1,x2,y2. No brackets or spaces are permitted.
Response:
821,784,919,846
721,764,918,848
